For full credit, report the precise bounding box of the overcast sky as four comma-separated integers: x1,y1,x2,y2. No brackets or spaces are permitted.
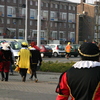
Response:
68,0,100,4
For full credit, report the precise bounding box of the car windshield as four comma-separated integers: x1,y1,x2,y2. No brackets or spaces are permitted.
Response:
58,45,64,50
10,42,22,50
45,45,51,49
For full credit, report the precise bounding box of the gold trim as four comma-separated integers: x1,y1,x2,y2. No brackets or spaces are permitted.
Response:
78,49,100,57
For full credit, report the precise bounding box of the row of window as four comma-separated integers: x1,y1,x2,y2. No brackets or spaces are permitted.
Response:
1,0,76,11
0,5,76,23
0,17,75,29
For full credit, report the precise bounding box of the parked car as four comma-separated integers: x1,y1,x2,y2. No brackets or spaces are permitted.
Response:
40,45,52,58
63,44,80,57
47,44,66,57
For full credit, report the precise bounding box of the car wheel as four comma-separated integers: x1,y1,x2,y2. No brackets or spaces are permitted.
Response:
53,52,58,57
41,53,44,58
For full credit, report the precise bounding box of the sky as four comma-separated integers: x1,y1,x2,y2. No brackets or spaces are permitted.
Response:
67,0,100,4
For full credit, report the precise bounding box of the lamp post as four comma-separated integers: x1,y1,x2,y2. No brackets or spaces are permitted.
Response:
25,0,28,41
37,0,41,47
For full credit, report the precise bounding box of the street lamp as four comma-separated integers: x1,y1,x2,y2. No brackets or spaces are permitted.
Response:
37,0,41,47
25,0,28,41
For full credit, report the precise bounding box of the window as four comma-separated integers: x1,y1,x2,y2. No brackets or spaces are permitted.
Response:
51,11,57,19
69,5,71,10
18,20,21,25
73,6,75,10
0,5,4,16
52,31,57,39
72,24,75,29
64,5,67,9
41,2,43,7
41,32,45,38
68,13,75,23
19,0,22,4
7,19,10,24
62,13,67,20
7,0,10,2
46,3,48,7
43,11,48,19
7,6,16,17
51,3,53,8
13,0,16,3
55,23,57,27
0,18,3,24
51,22,53,27
30,0,33,5
60,4,62,9
13,19,16,24
30,9,36,19
64,23,66,28
55,4,58,8
30,21,32,26
35,1,38,6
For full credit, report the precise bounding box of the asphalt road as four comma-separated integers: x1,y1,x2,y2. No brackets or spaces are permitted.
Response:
43,56,81,63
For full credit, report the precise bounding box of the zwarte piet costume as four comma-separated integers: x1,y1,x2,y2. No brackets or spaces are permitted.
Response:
0,42,14,81
55,43,100,100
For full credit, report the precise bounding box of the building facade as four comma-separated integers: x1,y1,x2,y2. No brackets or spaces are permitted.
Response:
77,1,100,44
0,0,77,44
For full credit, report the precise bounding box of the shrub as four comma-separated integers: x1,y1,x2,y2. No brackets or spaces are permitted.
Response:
40,61,75,73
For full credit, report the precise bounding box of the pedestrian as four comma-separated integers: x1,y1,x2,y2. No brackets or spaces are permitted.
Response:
16,42,31,82
29,41,42,82
65,42,72,59
29,41,40,51
55,42,100,100
0,42,14,81
8,46,14,75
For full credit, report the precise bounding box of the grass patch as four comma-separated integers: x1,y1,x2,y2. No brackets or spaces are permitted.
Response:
40,61,75,73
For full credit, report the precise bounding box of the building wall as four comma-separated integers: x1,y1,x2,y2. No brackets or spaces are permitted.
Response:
0,0,77,44
77,3,95,43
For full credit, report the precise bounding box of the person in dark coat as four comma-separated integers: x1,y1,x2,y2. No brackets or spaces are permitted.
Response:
0,42,14,81
55,42,100,100
29,42,42,82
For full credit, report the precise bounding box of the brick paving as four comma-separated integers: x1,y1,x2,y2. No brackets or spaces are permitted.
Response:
0,71,61,100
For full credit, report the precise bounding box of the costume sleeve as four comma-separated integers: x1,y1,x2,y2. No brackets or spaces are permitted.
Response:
55,72,70,100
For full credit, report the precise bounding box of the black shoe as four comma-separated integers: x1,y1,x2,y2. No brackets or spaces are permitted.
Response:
22,76,25,82
1,78,4,81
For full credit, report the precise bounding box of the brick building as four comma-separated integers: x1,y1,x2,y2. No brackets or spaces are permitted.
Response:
0,0,77,44
76,0,100,43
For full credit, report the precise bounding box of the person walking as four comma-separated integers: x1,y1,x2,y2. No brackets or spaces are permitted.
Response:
29,42,42,82
0,42,14,81
16,42,31,82
65,42,72,59
55,42,100,100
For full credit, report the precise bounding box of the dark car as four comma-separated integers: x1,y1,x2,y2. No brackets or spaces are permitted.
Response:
40,45,52,58
70,44,80,57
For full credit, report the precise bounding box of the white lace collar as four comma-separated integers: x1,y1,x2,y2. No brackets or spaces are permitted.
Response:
73,61,100,69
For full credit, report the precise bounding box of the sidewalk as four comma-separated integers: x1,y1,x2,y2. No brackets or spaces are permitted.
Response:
0,71,61,100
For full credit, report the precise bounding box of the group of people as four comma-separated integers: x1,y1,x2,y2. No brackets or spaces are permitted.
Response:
0,41,42,82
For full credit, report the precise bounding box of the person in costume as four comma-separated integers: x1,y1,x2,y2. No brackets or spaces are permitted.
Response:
0,42,14,81
29,41,40,51
65,42,72,59
17,42,31,82
29,42,42,82
55,42,100,100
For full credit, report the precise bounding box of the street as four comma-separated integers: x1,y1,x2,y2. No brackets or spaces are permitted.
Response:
43,56,81,63
0,72,60,100
0,57,80,100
